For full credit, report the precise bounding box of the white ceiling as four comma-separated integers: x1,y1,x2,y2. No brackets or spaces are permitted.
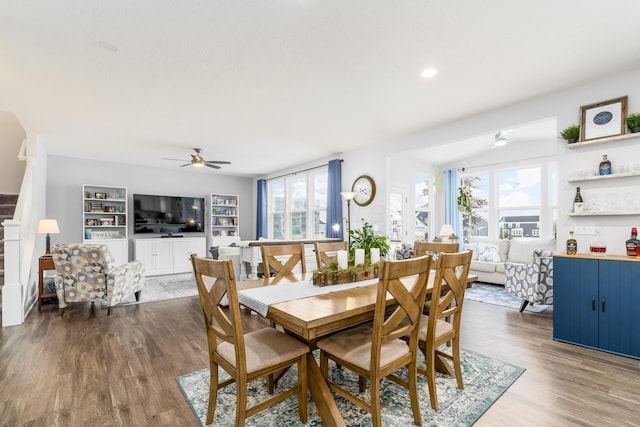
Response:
2,1,640,177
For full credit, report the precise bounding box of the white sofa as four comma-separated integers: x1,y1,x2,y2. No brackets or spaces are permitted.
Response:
461,237,556,285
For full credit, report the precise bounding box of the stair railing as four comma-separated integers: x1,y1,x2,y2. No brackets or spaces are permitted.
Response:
2,139,37,327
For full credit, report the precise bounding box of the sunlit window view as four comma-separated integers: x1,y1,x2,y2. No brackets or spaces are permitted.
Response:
461,162,556,239
460,172,489,237
498,167,541,238
415,175,429,241
267,169,328,240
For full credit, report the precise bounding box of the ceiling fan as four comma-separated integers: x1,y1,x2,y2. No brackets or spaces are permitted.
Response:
162,148,231,169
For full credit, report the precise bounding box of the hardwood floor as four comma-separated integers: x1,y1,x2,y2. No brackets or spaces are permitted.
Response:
1,297,639,426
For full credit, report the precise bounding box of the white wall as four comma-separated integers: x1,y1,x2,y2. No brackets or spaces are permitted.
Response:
46,155,253,259
0,111,26,193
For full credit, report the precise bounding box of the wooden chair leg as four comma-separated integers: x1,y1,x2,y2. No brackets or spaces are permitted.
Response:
298,355,308,423
206,363,219,424
135,290,141,301
519,300,530,312
370,377,382,427
359,375,366,392
452,337,464,390
408,360,422,426
267,374,275,394
426,344,439,411
107,306,112,316
235,377,247,427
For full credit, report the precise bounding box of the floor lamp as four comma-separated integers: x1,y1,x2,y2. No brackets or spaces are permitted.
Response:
340,191,356,247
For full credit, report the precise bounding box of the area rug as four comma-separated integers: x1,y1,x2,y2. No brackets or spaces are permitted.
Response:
176,349,524,426
119,273,198,305
465,282,550,314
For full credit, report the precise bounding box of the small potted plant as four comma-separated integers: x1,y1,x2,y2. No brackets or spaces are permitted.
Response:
626,113,640,133
560,124,580,143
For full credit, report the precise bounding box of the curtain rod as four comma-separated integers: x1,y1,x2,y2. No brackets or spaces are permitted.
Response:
266,159,343,182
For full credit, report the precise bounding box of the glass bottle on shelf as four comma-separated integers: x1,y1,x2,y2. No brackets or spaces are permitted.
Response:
625,227,639,256
590,231,606,256
566,231,577,255
573,187,584,214
599,154,612,175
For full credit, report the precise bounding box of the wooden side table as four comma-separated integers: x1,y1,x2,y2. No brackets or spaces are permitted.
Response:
38,256,57,311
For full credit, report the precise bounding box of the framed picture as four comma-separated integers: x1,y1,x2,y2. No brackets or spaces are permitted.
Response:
579,96,628,142
95,192,107,200
104,205,116,213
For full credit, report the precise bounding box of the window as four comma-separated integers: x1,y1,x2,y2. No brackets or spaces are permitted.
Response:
460,172,489,237
498,167,540,238
415,175,429,241
267,168,328,240
389,192,403,243
461,160,556,239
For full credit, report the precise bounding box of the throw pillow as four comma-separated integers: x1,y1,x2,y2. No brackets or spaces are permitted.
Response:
478,242,501,263
395,243,414,260
460,242,479,260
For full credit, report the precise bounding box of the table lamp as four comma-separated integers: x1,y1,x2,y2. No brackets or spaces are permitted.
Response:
438,224,455,242
37,219,60,255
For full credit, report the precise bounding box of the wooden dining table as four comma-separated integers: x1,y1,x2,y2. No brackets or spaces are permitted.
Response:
236,270,477,427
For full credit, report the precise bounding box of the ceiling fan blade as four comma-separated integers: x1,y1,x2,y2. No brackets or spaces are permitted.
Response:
179,163,192,167
162,158,188,161
205,161,231,165
205,163,221,169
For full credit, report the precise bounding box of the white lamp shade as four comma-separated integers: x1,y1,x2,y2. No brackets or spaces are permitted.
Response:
37,219,60,234
340,191,356,201
438,224,455,237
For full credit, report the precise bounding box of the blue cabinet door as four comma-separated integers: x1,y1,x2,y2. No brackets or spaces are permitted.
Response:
598,260,640,358
553,256,599,347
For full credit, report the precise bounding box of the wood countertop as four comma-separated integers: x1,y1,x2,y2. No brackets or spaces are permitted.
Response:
553,252,640,262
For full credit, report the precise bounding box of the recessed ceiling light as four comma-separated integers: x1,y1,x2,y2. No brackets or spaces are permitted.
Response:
420,68,438,78
98,41,118,53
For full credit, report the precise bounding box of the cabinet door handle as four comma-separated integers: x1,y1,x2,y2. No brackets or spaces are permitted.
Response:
592,296,596,311
601,297,606,312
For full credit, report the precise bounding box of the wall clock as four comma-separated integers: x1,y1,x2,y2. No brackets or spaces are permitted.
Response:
352,175,376,206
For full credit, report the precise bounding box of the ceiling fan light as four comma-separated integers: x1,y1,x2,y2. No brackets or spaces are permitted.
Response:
192,161,205,167
493,131,508,147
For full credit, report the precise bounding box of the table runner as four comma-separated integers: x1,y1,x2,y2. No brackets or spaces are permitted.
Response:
237,278,378,317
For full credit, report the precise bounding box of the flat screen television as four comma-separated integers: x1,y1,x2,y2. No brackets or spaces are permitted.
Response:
133,194,205,234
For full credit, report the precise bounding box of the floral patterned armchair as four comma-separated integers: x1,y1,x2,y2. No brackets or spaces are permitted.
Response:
505,249,553,312
52,243,145,315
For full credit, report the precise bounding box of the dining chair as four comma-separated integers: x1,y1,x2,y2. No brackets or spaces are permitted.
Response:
314,241,348,267
316,255,433,427
190,255,309,426
415,250,472,411
414,241,460,315
260,243,306,283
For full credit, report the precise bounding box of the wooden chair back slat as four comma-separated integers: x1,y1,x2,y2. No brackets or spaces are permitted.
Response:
427,251,472,334
314,241,348,267
261,243,307,283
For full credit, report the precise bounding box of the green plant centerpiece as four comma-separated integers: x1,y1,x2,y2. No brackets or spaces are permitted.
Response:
312,219,390,286
560,124,580,143
347,219,390,261
627,113,640,133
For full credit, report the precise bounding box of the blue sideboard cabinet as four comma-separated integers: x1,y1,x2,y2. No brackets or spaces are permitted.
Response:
553,254,640,359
